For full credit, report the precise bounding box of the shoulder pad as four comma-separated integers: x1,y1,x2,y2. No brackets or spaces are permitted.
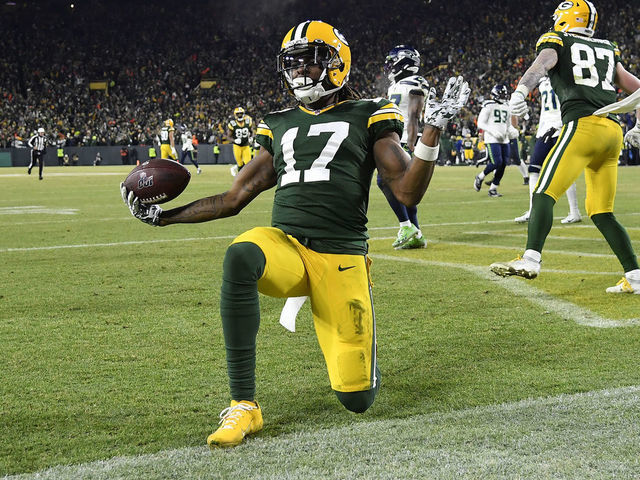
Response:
536,31,564,49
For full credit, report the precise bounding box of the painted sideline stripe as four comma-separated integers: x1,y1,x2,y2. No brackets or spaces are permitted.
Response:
0,236,236,253
370,254,639,328
7,385,639,480
0,234,622,262
465,231,605,242
369,236,619,258
0,172,124,177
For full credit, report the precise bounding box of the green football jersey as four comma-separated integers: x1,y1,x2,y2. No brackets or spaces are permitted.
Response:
536,31,621,124
255,99,404,255
228,117,253,146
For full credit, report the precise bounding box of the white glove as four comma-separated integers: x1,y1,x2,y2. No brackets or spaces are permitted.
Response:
624,124,640,148
424,76,471,130
507,125,520,140
170,146,177,158
120,183,163,226
509,91,528,117
233,138,242,145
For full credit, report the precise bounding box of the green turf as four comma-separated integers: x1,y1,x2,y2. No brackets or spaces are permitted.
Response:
1,165,639,476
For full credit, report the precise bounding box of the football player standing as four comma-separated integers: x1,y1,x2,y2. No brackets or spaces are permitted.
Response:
122,20,469,447
380,46,429,249
514,76,582,224
159,119,177,160
490,0,640,293
226,107,254,176
473,84,511,197
179,124,202,174
27,127,48,180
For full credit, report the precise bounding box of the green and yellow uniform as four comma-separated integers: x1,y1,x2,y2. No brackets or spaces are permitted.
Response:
534,31,622,216
159,125,176,160
228,116,253,167
233,98,403,394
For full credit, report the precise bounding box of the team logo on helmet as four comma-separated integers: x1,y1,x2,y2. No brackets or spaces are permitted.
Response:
553,0,598,37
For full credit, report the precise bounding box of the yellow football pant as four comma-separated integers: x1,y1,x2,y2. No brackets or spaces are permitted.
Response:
464,149,474,160
535,115,622,216
160,144,177,160
233,144,252,167
231,227,377,393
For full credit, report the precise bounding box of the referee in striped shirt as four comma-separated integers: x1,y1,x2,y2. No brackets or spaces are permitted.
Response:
27,127,48,180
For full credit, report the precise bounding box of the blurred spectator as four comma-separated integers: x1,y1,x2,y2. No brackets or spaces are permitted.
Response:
1,0,638,147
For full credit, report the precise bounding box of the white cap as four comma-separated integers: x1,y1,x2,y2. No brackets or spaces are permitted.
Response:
37,127,45,133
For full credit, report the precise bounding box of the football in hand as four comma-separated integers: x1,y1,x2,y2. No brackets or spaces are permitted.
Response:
123,159,190,204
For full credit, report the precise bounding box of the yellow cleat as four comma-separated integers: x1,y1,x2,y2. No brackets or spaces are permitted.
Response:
605,277,640,294
207,400,263,449
490,255,540,279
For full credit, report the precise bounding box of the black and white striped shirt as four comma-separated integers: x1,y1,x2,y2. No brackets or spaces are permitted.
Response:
28,134,47,151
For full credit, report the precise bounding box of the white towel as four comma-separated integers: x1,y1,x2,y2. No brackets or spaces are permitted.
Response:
593,88,640,116
279,296,308,332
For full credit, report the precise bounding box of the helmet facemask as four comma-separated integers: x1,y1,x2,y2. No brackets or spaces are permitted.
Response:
277,42,345,105
384,47,420,83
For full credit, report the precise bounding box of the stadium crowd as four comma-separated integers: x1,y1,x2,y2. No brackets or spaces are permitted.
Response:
1,0,639,149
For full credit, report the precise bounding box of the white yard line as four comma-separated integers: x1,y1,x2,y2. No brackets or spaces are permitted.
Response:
371,254,639,328
0,172,124,177
0,236,236,253
6,385,640,480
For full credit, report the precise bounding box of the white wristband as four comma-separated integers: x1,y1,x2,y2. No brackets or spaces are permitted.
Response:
515,84,530,98
413,141,439,162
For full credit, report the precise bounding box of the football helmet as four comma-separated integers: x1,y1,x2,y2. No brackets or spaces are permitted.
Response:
164,119,174,128
384,45,420,83
490,84,509,102
233,107,245,122
277,20,351,105
37,127,45,134
552,1,597,37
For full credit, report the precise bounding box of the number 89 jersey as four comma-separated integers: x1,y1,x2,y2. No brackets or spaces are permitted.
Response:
536,31,620,124
255,99,403,255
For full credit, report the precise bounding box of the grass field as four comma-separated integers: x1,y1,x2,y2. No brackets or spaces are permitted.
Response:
1,164,639,479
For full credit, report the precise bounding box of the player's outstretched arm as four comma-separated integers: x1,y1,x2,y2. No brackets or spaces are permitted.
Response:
373,128,439,206
160,148,276,225
122,149,277,226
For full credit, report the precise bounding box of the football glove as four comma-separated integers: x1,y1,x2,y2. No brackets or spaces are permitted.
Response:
624,124,640,148
541,127,558,144
120,182,162,226
170,146,177,158
423,76,470,130
509,91,528,117
233,138,242,145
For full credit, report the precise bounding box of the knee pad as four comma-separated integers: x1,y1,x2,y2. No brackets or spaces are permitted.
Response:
223,242,266,284
334,366,380,413
334,389,376,413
